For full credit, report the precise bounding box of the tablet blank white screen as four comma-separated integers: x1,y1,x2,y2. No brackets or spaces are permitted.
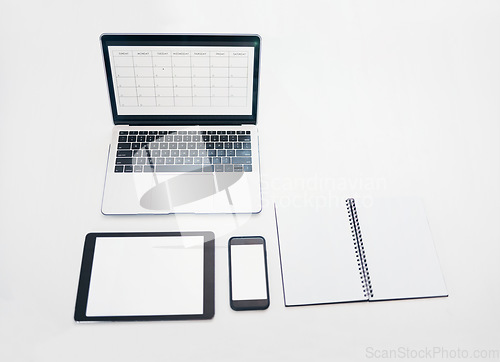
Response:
86,236,204,317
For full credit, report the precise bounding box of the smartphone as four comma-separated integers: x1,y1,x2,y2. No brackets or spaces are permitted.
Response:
228,236,270,311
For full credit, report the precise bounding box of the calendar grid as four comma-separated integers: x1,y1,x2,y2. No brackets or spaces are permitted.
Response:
113,48,250,109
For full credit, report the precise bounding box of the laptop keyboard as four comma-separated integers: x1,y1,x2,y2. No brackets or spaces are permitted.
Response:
114,130,252,173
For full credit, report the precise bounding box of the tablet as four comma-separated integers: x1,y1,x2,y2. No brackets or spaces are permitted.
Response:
74,232,215,321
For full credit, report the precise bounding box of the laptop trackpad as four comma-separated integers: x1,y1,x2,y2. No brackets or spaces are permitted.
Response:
140,175,217,210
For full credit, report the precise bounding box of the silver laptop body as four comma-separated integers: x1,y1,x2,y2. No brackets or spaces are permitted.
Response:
100,34,262,215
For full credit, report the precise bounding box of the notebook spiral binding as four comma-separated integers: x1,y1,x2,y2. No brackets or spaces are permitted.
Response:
346,198,374,298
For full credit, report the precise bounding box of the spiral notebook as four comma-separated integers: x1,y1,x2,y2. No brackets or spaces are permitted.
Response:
275,198,448,306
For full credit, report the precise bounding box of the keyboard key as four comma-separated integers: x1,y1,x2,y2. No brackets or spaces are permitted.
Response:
149,131,158,135
114,165,124,172
233,143,242,149
244,165,252,172
203,165,214,172
124,165,133,172
217,150,226,156
171,150,179,157
175,157,184,164
211,135,219,142
178,131,187,134
236,150,251,156
169,143,177,149
137,158,146,165
116,158,133,165
227,131,235,135
208,150,216,156
156,157,165,165
237,131,245,134
207,131,216,135
165,158,175,164
152,150,160,157
117,150,132,157
188,142,196,149
232,157,252,164
183,135,191,142
174,135,182,142
222,157,231,164
234,165,243,172
194,157,202,164
238,135,251,141
155,165,203,172
161,150,170,157
137,135,146,142
134,165,143,172
150,143,159,149
203,157,212,164
199,150,208,156
227,150,235,156
197,143,205,149
213,157,221,164
206,143,214,149
165,136,173,142
193,135,201,142
119,131,128,135
224,142,233,149
128,135,136,142
129,131,138,135
185,157,193,164
229,135,237,142
178,143,187,149
189,150,198,156
159,131,167,135
215,165,224,172
144,165,155,172
132,143,140,149
243,143,251,149
180,150,189,157
202,135,210,142
220,135,228,141
188,131,197,134
118,136,127,142
160,143,169,149
217,131,226,134
147,136,155,142
224,165,233,172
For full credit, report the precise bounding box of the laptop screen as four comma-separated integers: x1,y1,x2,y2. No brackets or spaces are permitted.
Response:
101,35,260,126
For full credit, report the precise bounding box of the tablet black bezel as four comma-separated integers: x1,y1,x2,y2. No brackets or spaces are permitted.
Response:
100,34,260,126
74,231,215,322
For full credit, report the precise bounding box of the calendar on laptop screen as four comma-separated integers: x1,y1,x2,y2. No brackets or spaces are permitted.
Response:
108,46,255,116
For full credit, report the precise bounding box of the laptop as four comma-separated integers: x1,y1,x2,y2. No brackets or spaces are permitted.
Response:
100,34,262,215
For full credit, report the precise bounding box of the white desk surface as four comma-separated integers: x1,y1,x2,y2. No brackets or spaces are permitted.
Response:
0,1,499,361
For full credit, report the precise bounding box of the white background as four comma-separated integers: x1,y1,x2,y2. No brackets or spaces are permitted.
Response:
0,1,499,361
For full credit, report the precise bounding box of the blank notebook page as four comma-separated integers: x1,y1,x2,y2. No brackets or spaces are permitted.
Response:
356,198,448,301
86,236,204,317
276,203,365,306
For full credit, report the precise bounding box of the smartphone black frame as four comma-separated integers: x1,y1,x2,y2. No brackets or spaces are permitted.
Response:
228,236,270,311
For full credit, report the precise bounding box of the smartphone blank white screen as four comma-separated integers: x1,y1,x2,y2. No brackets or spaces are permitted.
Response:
231,244,267,301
